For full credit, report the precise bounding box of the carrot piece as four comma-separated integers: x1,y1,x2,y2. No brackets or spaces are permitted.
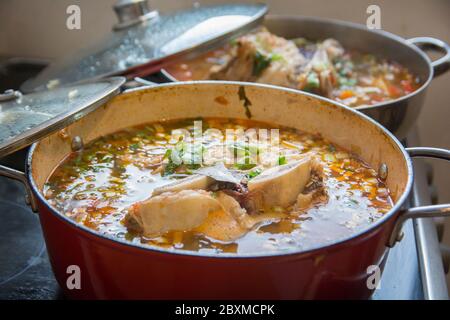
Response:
401,80,414,93
339,90,355,99
388,84,402,97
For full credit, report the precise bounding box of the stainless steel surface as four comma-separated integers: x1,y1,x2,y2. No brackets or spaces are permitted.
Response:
442,244,450,274
0,77,125,158
407,147,450,160
21,4,267,92
70,136,84,152
407,37,450,77
409,131,449,300
0,164,37,212
0,89,22,102
162,15,450,139
375,131,449,299
113,0,158,31
378,163,388,180
372,219,422,299
388,147,450,248
0,77,125,212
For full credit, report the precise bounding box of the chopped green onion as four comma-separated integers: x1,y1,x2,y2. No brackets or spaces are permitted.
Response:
129,143,139,151
278,155,287,165
304,72,320,91
271,53,284,62
234,163,257,170
253,51,272,76
247,167,262,179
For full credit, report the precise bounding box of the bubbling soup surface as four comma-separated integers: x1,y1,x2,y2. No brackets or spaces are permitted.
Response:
44,118,392,254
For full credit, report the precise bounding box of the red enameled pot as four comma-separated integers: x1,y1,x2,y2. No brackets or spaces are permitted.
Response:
2,81,449,299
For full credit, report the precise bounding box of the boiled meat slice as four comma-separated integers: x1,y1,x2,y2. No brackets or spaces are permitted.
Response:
152,174,213,196
128,190,255,241
129,190,220,237
296,38,344,98
245,157,311,213
153,162,244,196
194,192,253,242
210,29,306,88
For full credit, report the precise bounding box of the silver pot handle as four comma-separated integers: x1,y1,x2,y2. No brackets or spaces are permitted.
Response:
0,165,38,212
387,147,450,247
407,37,450,78
122,77,159,91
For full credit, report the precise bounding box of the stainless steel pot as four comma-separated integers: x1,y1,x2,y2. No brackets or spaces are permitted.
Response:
161,15,450,139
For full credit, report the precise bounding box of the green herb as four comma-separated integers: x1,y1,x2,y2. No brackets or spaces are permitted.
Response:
247,167,262,179
83,153,95,162
292,37,308,47
229,142,259,157
163,149,172,160
234,162,257,171
271,53,284,62
185,164,201,171
181,143,204,166
338,76,357,87
336,60,354,77
162,142,183,176
253,51,272,76
229,38,238,46
328,144,336,152
136,131,147,139
162,141,204,176
129,143,139,151
73,153,83,166
278,155,287,166
304,72,320,91
162,161,179,177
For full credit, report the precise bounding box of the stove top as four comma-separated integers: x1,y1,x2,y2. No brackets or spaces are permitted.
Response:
0,180,62,299
0,58,447,300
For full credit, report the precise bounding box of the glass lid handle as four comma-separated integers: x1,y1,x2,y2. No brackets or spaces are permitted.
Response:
113,0,158,31
0,89,22,102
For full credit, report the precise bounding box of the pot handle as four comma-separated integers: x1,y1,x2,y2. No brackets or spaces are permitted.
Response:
0,164,38,213
121,77,160,92
387,147,450,247
406,37,450,78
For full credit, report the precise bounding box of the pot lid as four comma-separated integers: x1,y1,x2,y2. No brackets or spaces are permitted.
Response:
0,77,125,158
21,2,267,93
